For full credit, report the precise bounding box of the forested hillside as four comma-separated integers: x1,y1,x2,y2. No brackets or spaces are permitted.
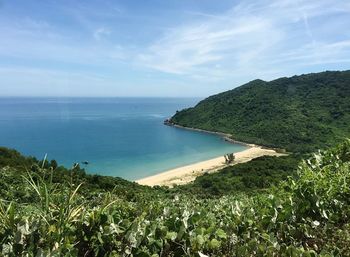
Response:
171,71,350,152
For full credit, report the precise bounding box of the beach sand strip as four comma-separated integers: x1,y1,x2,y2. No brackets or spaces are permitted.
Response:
136,146,286,187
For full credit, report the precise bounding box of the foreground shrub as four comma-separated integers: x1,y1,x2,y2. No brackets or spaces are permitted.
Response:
1,140,350,256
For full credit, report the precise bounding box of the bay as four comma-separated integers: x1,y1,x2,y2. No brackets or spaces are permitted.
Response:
0,97,247,180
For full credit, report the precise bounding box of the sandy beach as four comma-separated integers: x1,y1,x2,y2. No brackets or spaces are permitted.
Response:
136,146,286,187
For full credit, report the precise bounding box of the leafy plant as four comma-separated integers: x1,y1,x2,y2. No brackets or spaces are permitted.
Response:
0,140,350,256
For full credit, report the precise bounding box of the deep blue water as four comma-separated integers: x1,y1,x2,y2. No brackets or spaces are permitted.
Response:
0,97,247,180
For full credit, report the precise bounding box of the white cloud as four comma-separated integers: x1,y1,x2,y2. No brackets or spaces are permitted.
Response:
137,0,350,81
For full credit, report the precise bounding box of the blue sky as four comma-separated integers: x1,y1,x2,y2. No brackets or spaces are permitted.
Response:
0,0,350,97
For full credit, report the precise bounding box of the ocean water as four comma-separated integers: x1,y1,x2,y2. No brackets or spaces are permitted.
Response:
0,97,247,180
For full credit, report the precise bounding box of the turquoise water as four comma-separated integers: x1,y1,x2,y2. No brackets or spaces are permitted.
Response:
0,97,247,180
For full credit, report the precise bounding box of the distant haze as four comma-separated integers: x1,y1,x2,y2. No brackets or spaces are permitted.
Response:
0,0,350,97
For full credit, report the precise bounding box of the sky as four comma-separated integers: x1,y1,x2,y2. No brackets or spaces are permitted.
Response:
0,0,350,97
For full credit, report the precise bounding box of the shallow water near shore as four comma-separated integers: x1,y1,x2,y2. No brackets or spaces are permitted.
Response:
0,97,247,180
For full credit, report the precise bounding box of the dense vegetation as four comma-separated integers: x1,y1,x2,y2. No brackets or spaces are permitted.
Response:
0,147,158,204
176,155,301,197
171,70,350,152
1,140,350,256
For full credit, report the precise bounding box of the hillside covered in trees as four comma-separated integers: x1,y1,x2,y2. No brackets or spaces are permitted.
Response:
171,70,350,152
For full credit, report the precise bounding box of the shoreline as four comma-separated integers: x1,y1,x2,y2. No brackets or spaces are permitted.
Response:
136,123,287,187
167,123,256,147
166,123,286,153
136,146,286,187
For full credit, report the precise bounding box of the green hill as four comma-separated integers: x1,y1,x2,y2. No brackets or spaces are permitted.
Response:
171,70,350,152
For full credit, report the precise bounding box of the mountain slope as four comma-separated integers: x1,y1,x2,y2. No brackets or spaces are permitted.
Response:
171,70,350,152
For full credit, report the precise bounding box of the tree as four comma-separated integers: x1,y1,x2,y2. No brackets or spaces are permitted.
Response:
224,153,235,164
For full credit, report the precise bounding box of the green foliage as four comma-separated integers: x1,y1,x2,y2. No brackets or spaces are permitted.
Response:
0,147,159,203
175,155,301,197
0,140,350,256
0,147,38,169
171,70,350,152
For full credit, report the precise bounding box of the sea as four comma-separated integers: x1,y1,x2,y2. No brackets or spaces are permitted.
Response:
0,97,247,180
